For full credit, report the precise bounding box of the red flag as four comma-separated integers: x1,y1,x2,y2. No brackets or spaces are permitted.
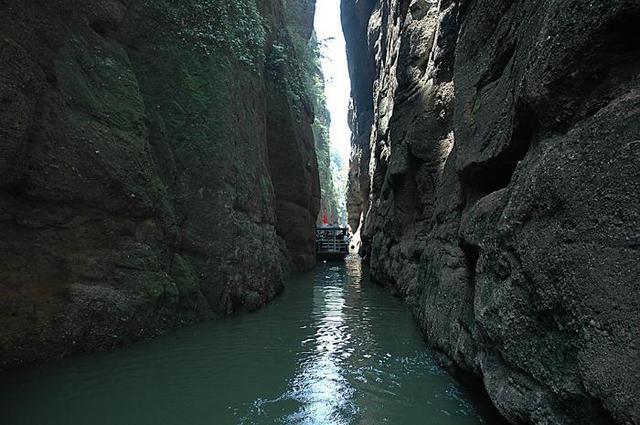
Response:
323,209,328,225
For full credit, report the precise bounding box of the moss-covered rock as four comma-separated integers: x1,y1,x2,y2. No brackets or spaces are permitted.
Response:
0,0,320,371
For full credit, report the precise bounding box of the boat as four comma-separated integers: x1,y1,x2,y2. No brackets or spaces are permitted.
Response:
316,225,350,261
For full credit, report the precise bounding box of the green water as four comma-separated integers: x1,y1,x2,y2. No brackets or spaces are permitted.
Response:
0,258,495,425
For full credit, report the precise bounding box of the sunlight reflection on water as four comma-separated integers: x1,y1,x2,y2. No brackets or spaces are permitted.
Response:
1,257,491,425
239,257,488,425
283,264,356,424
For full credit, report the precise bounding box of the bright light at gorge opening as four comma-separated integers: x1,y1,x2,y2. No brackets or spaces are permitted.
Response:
314,0,352,194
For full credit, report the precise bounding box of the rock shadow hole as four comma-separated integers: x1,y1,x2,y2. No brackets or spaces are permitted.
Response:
4,179,31,199
90,20,117,37
459,239,479,286
461,109,534,206
603,13,640,55
477,42,515,88
388,152,422,223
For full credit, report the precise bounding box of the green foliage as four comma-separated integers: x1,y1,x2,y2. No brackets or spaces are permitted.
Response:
264,19,327,119
265,38,308,119
303,34,346,224
295,33,329,115
141,0,266,70
135,0,345,223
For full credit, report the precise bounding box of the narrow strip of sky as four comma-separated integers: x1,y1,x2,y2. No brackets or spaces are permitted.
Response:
314,0,352,164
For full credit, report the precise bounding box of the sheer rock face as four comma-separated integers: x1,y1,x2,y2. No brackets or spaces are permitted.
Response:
342,0,640,423
0,0,319,370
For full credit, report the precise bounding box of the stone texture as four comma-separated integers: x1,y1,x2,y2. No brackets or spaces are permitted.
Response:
342,0,640,423
0,0,319,370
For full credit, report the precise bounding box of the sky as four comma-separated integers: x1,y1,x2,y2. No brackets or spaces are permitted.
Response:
314,0,352,166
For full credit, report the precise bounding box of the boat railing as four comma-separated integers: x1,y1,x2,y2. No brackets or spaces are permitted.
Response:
317,239,349,252
318,240,349,252
316,226,350,255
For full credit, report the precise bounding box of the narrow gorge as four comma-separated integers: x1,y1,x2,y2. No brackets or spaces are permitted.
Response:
0,0,638,424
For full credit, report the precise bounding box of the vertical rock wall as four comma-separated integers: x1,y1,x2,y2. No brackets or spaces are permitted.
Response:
0,0,319,370
342,0,640,423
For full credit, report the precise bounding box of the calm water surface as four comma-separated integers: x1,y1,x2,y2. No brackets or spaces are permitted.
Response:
0,257,493,424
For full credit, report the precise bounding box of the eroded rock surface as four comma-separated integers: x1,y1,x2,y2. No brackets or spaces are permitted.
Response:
342,0,640,423
0,0,319,370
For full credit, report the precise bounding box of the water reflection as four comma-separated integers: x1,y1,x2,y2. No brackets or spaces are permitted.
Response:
284,263,357,424
1,257,491,425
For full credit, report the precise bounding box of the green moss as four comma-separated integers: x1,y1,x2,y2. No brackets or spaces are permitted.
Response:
140,0,266,71
472,96,481,116
129,36,236,171
261,176,275,199
56,36,146,140
169,254,202,307
55,33,173,214
56,36,146,135
140,272,179,301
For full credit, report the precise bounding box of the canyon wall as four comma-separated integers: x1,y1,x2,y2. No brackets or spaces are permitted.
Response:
342,0,640,423
0,0,319,370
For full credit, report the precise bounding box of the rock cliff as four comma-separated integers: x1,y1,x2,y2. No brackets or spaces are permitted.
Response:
342,0,640,423
0,0,320,370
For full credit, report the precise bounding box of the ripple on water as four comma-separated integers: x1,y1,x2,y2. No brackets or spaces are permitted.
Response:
0,257,492,425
